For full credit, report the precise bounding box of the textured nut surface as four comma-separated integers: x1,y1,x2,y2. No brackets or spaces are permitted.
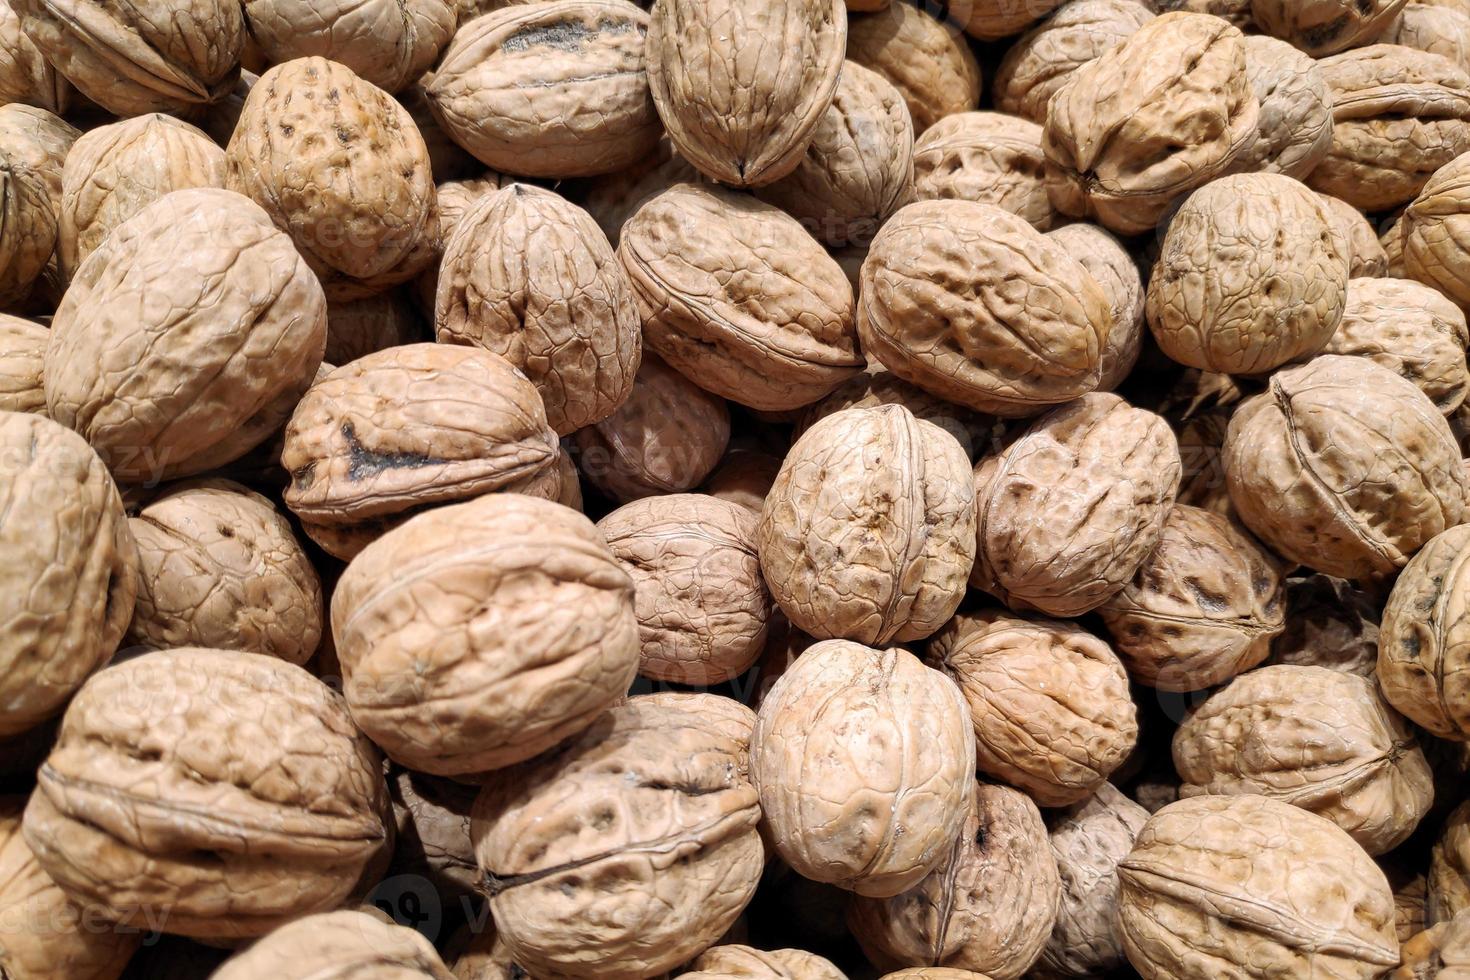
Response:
927,610,1138,807
436,184,640,434
758,405,976,646
1236,34,1335,180
911,112,1057,232
1224,355,1467,579
212,909,454,979
474,693,762,979
1320,192,1392,277
1378,524,1470,738
859,200,1110,416
242,0,454,93
1324,277,1470,413
22,649,389,939
646,0,845,187
388,768,477,901
1385,3,1470,72
577,141,703,248
619,182,861,411
326,289,425,366
752,640,974,897
1393,913,1470,979
702,448,785,513
333,494,638,774
972,393,1181,617
0,412,136,739
1117,795,1399,979
848,781,1061,980
1432,802,1470,925
1251,0,1407,57
0,314,46,414
1404,151,1470,309
0,0,69,113
682,945,846,980
1268,573,1381,674
428,1,661,178
845,3,981,134
794,365,986,460
0,105,76,310
1045,222,1144,392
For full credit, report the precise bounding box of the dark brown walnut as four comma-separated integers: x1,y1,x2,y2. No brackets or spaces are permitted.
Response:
126,480,322,665
212,910,455,979
387,768,477,902
1046,223,1144,392
754,641,974,897
577,141,703,248
1394,913,1470,979
911,112,1058,232
620,183,861,411
46,188,326,482
1224,355,1467,579
22,649,389,939
1324,277,1470,414
1117,795,1399,979
332,494,639,775
1173,664,1434,855
474,693,763,979
281,343,558,560
646,0,845,187
1432,802,1470,925
1098,504,1285,692
859,200,1111,416
1404,152,1470,309
326,289,426,366
1147,173,1349,375
8,0,243,116
994,0,1154,124
58,114,226,282
1267,573,1381,675
227,57,438,300
599,494,771,685
242,0,455,94
1252,0,1407,57
972,393,1181,617
1378,524,1470,739
0,313,45,413
758,405,976,645
702,447,784,513
1389,863,1430,943
681,945,846,979
428,1,660,178
0,0,69,113
849,782,1061,980
1309,46,1470,213
1034,783,1150,980
1235,35,1335,180
754,61,915,248
948,0,1069,40
436,184,640,435
1320,192,1392,277
1041,12,1259,235
0,413,136,739
845,3,982,134
927,610,1138,807
0,105,76,310
794,365,987,460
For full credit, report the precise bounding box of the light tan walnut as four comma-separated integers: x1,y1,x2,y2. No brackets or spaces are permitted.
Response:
994,0,1154,124
1324,277,1470,413
846,3,981,134
212,910,454,978
911,112,1058,232
241,0,455,93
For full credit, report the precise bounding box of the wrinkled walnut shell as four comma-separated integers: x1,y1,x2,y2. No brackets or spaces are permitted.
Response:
845,3,981,134
212,910,454,979
911,112,1057,232
1379,523,1470,739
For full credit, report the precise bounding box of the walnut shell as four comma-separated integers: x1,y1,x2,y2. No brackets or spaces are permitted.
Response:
1174,664,1434,855
1252,0,1407,57
1309,46,1470,212
972,393,1182,617
1319,192,1392,278
1390,866,1430,944
1378,523,1470,739
227,57,437,300
752,640,974,898
1404,151,1470,309
848,781,1061,979
927,610,1139,807
577,141,703,249
0,0,69,113
1223,355,1467,579
793,365,987,461
1117,795,1399,979
332,494,638,775
758,405,976,646
859,200,1110,416
682,945,845,980
1045,222,1144,392
845,3,982,134
1394,912,1470,979
1098,504,1286,692
993,0,1154,125
619,182,861,411
1432,802,1470,925
473,693,763,979
435,183,640,435
242,0,455,94
702,448,784,513
1235,34,1335,180
646,0,845,187
387,768,477,902
427,1,661,178
0,313,45,414
599,494,771,685
1385,210,1411,277
880,972,995,980
8,0,243,117
911,112,1057,232
22,649,389,939
1041,12,1260,235
1267,573,1381,675
1384,3,1470,72
754,61,915,248
948,0,1071,39
212,910,454,979
0,105,76,310
326,289,426,366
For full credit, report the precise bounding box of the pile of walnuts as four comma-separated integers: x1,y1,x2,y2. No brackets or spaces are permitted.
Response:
4,0,1470,976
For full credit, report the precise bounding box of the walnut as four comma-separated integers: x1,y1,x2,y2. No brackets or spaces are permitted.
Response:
1224,355,1466,579
948,0,1072,39
972,393,1181,617
619,183,862,411
1267,574,1381,675
880,972,995,980
1385,211,1411,277
794,365,987,461
0,0,69,113
1309,46,1470,212
1252,0,1407,57
411,173,506,312
0,105,76,310
927,610,1138,807
911,112,1057,232
859,200,1111,416
702,448,785,513
398,77,482,183
1174,664,1433,855
22,649,390,939
1379,524,1470,739
212,910,454,979
326,289,426,366
1387,863,1430,943
387,769,477,902
1394,913,1470,979
1386,4,1470,74
8,0,243,116
1234,35,1335,180
0,314,45,414
1404,151,1470,309
1431,802,1470,925
1319,192,1392,277
1117,796,1399,978
681,945,845,980
1045,223,1144,392
848,781,1062,979
758,405,976,645
474,693,763,979
752,640,974,897
846,3,981,134
435,183,640,435
576,141,702,248
646,0,845,187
